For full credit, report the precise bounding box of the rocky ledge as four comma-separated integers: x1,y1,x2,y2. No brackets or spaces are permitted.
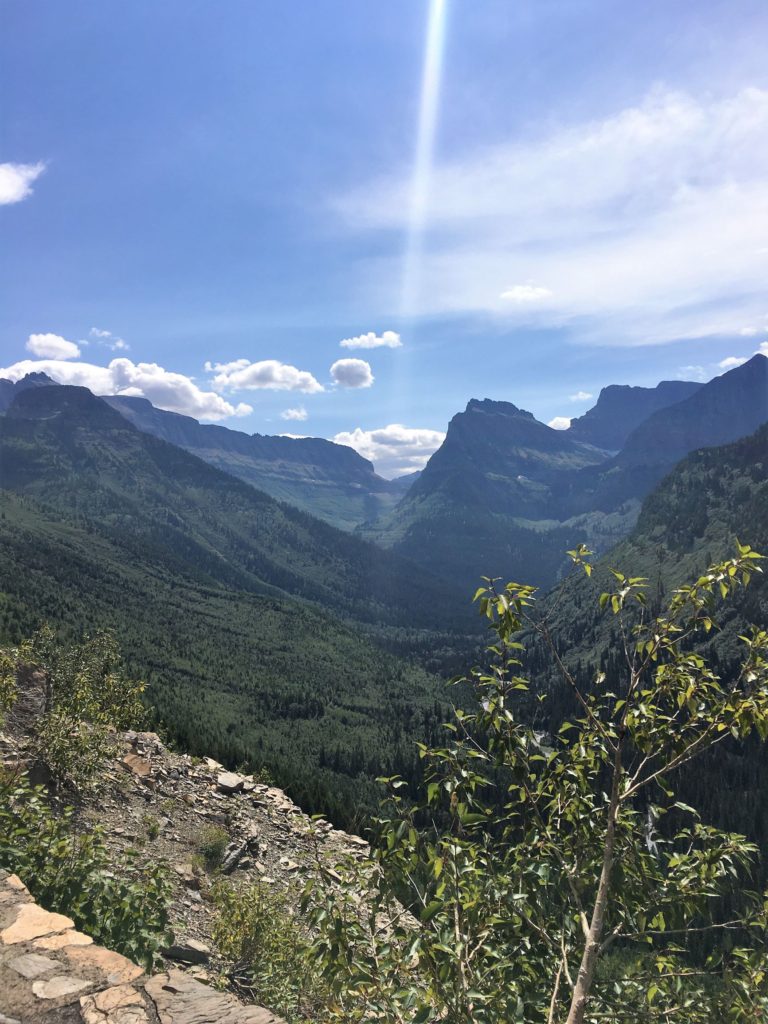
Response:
0,870,284,1024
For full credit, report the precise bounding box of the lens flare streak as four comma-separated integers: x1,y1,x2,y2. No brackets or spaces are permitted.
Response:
400,0,448,317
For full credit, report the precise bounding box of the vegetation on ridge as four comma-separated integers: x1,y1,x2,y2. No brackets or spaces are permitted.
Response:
305,547,768,1022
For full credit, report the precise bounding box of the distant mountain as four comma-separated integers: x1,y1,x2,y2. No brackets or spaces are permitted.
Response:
364,399,610,590
365,358,768,593
0,371,57,411
618,354,768,467
0,384,476,824
566,379,701,450
2,385,468,631
104,395,406,531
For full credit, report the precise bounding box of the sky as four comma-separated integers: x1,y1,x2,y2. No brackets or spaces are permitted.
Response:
2,0,768,476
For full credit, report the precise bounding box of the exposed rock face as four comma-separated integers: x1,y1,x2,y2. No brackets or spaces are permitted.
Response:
0,872,285,1024
566,379,702,450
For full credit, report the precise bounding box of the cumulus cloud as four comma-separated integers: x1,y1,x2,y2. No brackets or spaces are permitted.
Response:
336,87,768,344
26,333,81,360
280,406,308,421
569,390,593,402
330,358,374,389
0,357,252,421
206,359,324,393
0,161,45,205
500,285,553,303
332,423,445,477
339,330,402,350
548,416,572,430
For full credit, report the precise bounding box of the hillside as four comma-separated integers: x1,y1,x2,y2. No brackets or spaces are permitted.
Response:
105,394,405,531
523,422,768,849
0,385,477,824
365,357,768,592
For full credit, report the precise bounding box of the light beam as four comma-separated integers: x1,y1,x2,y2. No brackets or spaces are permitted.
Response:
400,0,448,318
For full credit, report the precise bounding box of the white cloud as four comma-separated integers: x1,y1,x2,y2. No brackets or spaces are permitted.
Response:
339,330,402,350
26,333,81,360
336,87,768,344
715,334,768,371
569,390,593,402
280,406,308,421
207,358,324,393
548,416,571,430
0,161,45,205
678,364,707,382
333,423,445,478
500,285,553,303
739,327,759,337
279,432,309,439
330,358,374,389
0,358,253,421
89,327,129,351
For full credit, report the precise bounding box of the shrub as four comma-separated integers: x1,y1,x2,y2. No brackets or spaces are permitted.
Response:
197,825,229,871
3,626,146,790
0,770,173,968
211,879,329,1022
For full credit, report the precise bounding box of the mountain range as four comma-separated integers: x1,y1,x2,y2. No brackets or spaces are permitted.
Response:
103,395,409,531
1,355,766,825
364,354,768,591
0,384,474,824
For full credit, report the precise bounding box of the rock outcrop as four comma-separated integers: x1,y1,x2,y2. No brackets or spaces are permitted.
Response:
0,871,284,1023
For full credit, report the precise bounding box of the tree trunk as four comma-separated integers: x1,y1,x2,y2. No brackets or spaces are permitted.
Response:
564,747,623,1024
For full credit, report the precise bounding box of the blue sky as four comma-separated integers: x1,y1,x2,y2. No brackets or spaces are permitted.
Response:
2,0,767,475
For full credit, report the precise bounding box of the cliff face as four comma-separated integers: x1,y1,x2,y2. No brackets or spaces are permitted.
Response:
566,379,702,450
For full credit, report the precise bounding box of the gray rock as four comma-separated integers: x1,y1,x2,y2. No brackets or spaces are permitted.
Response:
217,772,245,794
145,969,285,1023
162,939,211,964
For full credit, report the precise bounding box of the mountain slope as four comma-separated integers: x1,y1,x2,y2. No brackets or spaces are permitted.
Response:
363,399,610,591
566,379,701,450
0,385,478,824
1,385,470,631
104,394,405,530
0,371,56,411
617,353,768,467
366,359,768,592
521,422,768,849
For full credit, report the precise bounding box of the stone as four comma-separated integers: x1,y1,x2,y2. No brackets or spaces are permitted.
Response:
216,771,245,794
79,983,150,1023
64,944,144,985
32,973,92,999
172,863,200,889
145,969,286,1023
279,857,300,872
121,753,151,779
7,952,58,979
0,903,74,944
0,1014,21,1024
34,929,94,950
162,938,211,964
